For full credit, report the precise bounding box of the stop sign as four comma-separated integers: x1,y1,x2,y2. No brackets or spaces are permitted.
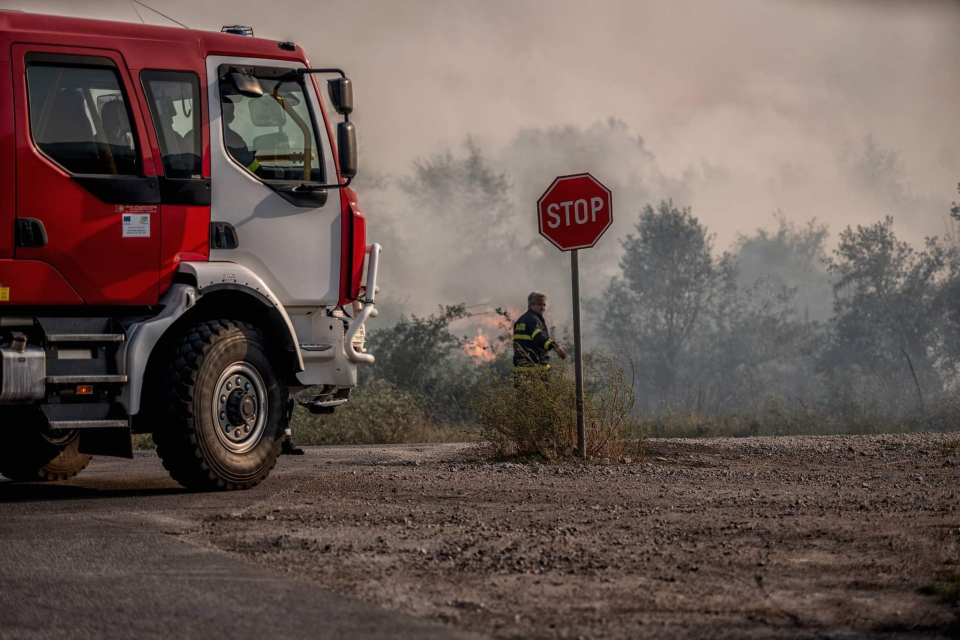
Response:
537,173,613,251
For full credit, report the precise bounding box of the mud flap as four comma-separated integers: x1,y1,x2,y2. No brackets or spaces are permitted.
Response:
77,427,133,459
41,404,134,459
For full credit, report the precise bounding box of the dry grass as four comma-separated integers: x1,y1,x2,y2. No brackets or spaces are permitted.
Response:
464,352,641,461
641,393,960,439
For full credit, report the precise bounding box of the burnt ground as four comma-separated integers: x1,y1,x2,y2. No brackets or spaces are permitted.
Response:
187,434,960,639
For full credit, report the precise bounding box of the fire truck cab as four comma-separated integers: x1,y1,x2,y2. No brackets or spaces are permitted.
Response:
0,11,381,489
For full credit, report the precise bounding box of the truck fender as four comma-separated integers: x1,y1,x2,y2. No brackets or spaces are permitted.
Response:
117,262,304,416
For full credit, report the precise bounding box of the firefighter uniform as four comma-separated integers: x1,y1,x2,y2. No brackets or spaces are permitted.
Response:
513,309,560,373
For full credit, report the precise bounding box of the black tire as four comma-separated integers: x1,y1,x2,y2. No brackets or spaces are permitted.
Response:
0,409,91,482
154,319,287,491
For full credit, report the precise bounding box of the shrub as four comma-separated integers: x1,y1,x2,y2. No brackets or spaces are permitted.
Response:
292,379,436,445
465,352,641,461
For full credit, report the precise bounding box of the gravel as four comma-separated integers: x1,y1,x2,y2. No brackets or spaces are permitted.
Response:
189,433,960,639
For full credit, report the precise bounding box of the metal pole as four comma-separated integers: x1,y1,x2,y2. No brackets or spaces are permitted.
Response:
571,249,585,459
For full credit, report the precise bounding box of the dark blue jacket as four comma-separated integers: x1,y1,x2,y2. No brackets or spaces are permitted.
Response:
512,309,558,369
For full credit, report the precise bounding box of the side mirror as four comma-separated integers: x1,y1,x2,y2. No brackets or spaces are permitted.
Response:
295,68,358,184
228,72,263,98
327,77,353,115
337,121,357,178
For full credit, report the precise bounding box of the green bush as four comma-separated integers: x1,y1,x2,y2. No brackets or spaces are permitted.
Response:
464,352,641,461
132,434,156,450
292,378,441,445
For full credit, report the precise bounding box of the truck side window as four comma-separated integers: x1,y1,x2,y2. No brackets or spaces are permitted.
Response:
141,70,202,179
219,75,324,183
25,64,140,176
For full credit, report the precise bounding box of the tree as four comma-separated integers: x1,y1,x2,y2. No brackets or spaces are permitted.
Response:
825,217,949,408
600,200,734,406
362,304,470,419
951,182,959,221
734,213,833,322
400,138,514,252
392,139,523,305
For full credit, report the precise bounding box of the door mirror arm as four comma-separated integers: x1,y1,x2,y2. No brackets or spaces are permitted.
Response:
297,68,358,182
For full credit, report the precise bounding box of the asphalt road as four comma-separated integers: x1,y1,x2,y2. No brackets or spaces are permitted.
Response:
0,452,484,640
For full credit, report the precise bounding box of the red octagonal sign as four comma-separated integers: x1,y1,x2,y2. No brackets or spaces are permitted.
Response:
537,173,613,251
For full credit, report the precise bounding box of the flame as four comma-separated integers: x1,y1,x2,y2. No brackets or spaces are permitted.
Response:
463,327,496,362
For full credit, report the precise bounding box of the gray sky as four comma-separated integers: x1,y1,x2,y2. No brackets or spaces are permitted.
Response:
6,0,957,221
4,0,959,323
233,3,943,192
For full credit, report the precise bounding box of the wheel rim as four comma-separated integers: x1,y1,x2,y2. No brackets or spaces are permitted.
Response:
212,362,268,454
41,429,79,447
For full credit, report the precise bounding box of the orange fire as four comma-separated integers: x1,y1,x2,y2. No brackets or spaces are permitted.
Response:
463,327,496,362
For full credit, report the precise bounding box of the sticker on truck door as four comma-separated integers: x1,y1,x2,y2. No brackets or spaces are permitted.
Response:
117,205,156,238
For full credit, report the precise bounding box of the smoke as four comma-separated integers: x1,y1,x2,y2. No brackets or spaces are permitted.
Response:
8,0,959,329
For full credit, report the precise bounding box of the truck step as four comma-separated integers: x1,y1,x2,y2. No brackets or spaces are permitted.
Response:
45,374,127,384
298,396,348,415
299,344,332,352
41,403,129,426
38,318,124,339
47,419,129,430
40,404,132,458
45,333,125,343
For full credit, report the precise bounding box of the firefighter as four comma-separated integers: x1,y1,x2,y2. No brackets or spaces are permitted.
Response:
513,291,566,380
282,426,304,455
221,98,261,174
282,397,304,456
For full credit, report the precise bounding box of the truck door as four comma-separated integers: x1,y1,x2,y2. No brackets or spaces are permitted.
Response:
13,45,161,306
205,56,341,307
138,70,210,295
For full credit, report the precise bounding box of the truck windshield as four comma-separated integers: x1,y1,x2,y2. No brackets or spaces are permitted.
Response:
220,75,323,183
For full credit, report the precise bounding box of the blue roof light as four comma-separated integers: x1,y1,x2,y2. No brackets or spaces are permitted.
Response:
221,25,254,36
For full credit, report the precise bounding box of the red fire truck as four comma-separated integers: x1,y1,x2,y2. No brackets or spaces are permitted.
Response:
0,11,381,489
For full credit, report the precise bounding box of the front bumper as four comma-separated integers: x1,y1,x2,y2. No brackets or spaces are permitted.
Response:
344,243,381,365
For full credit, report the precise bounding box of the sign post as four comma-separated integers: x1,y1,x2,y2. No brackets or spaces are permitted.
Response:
536,173,612,459
570,249,585,458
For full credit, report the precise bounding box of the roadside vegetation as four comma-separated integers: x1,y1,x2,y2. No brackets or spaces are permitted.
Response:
297,151,960,449
919,571,960,608
465,353,640,460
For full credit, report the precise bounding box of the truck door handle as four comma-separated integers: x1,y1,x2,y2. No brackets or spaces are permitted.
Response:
210,222,239,250
15,218,48,248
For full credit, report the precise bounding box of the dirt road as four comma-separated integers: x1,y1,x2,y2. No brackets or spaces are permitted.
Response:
188,434,960,639
0,456,481,640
